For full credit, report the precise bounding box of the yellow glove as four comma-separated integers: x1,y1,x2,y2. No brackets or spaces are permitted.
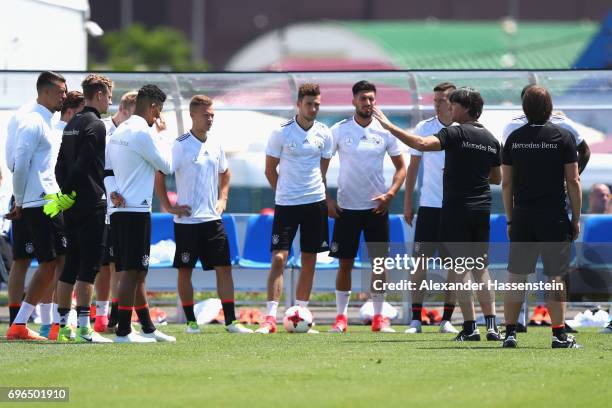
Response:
43,191,76,218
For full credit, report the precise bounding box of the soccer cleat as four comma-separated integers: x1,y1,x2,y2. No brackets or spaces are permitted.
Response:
404,320,422,334
486,327,502,341
564,322,578,333
7,325,47,341
454,328,481,342
39,324,52,339
516,323,528,333
226,321,253,333
329,314,348,333
551,334,581,349
48,324,60,341
600,321,612,334
75,327,113,343
255,316,277,334
56,326,74,342
115,332,157,343
439,320,459,334
185,321,201,333
371,314,395,333
94,315,109,333
141,329,176,342
502,335,518,348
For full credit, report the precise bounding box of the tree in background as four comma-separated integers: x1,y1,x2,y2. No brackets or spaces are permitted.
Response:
92,24,208,71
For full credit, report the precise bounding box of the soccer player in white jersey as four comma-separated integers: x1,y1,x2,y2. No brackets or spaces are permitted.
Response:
95,90,137,333
6,71,67,341
104,84,175,343
327,81,406,333
257,83,333,334
155,95,252,334
404,82,459,335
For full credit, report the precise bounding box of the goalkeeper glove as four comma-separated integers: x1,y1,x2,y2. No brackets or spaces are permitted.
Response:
43,191,76,217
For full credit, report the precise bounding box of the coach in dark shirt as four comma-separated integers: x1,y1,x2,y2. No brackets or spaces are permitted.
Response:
373,87,502,342
501,85,581,349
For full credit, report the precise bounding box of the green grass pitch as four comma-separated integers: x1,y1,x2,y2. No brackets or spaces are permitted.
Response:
0,324,611,407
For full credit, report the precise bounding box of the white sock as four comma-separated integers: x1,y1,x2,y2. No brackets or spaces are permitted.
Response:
77,313,90,329
335,290,351,316
13,302,35,324
96,301,110,317
266,301,279,318
372,293,385,315
39,303,53,325
52,303,60,324
296,300,309,309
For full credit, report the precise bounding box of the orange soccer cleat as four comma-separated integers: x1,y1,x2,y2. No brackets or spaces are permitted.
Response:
329,314,348,333
7,324,47,341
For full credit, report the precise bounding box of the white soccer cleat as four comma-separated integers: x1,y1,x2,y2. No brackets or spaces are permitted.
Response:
114,332,157,343
439,320,460,334
404,320,422,334
600,322,612,334
379,326,396,333
75,328,113,343
141,329,176,342
226,322,253,333
185,322,201,333
307,328,320,334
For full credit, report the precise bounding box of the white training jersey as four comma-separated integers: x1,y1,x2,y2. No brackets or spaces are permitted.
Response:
331,116,402,210
5,100,37,172
502,113,584,145
265,117,333,206
408,116,450,209
102,116,117,140
12,103,60,208
104,115,172,214
172,131,228,224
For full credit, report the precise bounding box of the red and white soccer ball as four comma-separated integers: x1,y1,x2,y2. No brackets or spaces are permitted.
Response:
283,306,313,333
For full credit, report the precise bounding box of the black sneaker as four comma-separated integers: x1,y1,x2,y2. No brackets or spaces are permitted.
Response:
502,335,517,348
516,323,527,333
454,329,481,341
564,322,578,333
486,327,502,341
551,334,581,349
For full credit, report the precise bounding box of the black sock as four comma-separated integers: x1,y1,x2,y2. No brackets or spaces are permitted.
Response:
411,303,422,321
222,300,236,326
108,299,119,327
552,325,567,340
58,308,71,328
506,324,517,338
135,305,156,334
485,315,497,332
116,307,133,337
9,304,21,326
442,303,455,321
182,303,196,323
463,320,477,333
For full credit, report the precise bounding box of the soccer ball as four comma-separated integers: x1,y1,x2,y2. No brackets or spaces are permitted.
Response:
283,306,313,333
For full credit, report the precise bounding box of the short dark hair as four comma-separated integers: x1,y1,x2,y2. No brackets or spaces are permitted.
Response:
522,85,552,125
61,91,84,115
297,83,320,101
81,74,113,100
352,80,376,96
36,71,65,92
136,84,167,108
449,87,484,119
520,84,535,99
433,82,456,92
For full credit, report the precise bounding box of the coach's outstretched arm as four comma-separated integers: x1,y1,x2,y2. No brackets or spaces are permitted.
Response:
373,107,441,152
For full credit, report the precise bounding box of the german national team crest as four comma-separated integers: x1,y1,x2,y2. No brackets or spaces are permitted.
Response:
25,242,34,254
61,236,67,248
142,254,150,267
414,242,421,255
272,234,280,245
109,246,114,257
330,242,339,253
181,252,190,263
